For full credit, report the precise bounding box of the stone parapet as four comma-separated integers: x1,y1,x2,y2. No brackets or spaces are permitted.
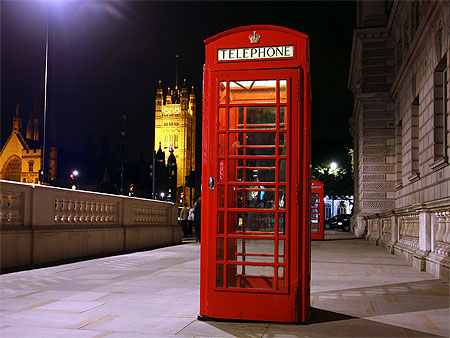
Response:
0,180,181,270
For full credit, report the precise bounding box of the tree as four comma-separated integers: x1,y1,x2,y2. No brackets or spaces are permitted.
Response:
311,138,354,202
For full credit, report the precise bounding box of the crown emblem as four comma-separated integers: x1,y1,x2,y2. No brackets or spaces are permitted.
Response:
249,31,261,44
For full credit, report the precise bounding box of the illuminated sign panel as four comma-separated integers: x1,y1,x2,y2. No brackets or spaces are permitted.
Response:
218,45,294,61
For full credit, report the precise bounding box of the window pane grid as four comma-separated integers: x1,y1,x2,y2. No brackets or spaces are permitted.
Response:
215,78,289,293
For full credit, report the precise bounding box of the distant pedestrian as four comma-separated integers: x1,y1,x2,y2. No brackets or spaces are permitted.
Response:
193,197,202,243
188,206,195,237
180,203,189,238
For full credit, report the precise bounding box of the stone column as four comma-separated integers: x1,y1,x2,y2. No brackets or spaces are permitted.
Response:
391,214,398,243
354,215,366,238
418,210,431,252
430,212,438,252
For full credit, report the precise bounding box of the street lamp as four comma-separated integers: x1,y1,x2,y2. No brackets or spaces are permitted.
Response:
70,170,78,190
330,162,338,171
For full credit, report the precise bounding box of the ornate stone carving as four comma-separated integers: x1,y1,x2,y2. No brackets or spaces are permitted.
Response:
363,129,395,137
363,121,388,128
362,192,385,199
363,139,385,146
363,182,395,190
363,164,395,173
363,146,395,155
362,200,395,209
363,156,386,163
363,112,395,120
362,174,385,181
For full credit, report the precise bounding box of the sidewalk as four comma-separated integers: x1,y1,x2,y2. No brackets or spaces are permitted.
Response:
0,231,448,337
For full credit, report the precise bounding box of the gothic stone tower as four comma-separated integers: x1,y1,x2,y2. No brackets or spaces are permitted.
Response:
154,79,196,204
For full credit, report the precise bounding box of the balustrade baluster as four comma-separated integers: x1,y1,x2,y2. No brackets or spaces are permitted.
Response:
95,202,101,223
108,203,114,223
8,194,19,224
89,202,94,223
79,201,85,223
61,200,67,223
74,200,80,222
100,203,106,223
0,194,9,224
443,212,450,245
435,212,445,243
54,199,61,223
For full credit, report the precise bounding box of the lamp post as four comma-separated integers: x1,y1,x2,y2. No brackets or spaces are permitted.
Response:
329,162,338,216
40,1,54,184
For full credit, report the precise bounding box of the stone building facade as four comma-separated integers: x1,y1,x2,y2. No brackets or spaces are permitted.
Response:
0,103,56,184
349,1,449,280
154,80,196,204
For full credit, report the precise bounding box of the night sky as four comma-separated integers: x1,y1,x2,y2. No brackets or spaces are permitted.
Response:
1,1,355,163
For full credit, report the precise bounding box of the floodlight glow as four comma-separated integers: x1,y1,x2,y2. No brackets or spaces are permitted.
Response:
73,170,79,176
330,162,338,170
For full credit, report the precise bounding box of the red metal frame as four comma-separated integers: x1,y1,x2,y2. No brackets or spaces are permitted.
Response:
311,180,324,240
201,25,311,323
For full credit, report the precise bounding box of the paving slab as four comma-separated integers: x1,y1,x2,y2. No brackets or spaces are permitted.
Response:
1,231,448,337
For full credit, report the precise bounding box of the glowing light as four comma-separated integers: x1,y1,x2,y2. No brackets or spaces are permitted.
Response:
330,162,338,171
73,170,79,176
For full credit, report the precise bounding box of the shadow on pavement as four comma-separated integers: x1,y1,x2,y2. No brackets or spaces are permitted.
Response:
309,307,356,323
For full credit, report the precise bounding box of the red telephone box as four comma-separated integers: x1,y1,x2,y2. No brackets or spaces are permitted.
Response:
311,180,324,240
200,25,311,323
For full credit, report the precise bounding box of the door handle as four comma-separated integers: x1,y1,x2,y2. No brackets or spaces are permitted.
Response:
209,177,215,190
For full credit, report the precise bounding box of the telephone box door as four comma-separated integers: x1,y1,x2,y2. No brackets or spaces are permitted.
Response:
201,25,311,323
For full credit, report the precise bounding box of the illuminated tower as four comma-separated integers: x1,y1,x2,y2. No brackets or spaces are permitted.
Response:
154,78,196,204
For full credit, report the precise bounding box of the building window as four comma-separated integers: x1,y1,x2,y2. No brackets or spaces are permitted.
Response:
324,202,332,220
164,134,169,149
431,54,449,170
187,135,191,151
396,38,403,72
3,156,21,182
174,134,179,148
409,95,420,181
396,120,403,188
337,201,346,215
28,160,34,172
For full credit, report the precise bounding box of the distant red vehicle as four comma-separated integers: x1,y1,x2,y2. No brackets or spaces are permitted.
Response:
311,180,324,240
200,25,311,323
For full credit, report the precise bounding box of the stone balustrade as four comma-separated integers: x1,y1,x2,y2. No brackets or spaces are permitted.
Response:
399,214,419,249
432,211,450,256
381,217,391,241
363,206,450,282
0,180,181,270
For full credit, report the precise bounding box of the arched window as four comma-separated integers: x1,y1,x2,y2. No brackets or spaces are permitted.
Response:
28,160,34,172
324,202,332,220
2,156,22,182
337,201,346,215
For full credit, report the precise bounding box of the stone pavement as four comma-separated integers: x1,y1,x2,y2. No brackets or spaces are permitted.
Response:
0,231,448,337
